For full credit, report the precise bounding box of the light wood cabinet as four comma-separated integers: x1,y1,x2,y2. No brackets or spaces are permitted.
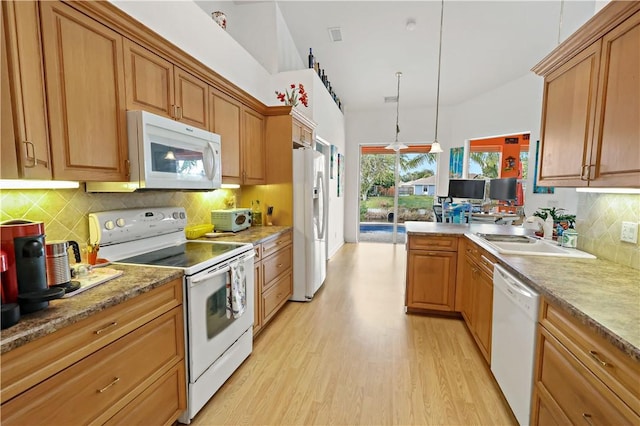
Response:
292,117,313,148
124,39,209,129
252,230,293,337
210,89,242,183
242,108,266,185
39,0,129,182
457,238,496,364
405,235,458,312
0,279,186,425
1,1,51,179
532,299,640,425
533,3,640,188
210,88,265,185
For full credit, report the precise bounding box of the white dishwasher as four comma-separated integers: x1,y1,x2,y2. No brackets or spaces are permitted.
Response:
491,264,540,426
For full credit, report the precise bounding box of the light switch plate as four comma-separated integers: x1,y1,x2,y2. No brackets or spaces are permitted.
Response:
620,221,638,244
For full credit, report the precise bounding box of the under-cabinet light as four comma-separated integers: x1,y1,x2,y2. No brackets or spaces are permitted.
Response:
0,180,80,190
575,187,640,194
220,184,240,189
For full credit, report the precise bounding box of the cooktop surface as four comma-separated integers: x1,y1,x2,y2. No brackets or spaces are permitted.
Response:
118,241,247,269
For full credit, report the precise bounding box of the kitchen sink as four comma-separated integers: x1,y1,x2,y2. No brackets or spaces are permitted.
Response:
470,233,596,259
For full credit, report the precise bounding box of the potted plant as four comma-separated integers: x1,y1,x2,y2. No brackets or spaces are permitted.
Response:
533,207,576,238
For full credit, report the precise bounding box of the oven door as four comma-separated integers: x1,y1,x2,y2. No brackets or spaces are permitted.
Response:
186,252,254,382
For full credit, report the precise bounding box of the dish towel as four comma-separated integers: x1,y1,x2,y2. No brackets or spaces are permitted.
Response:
226,260,246,319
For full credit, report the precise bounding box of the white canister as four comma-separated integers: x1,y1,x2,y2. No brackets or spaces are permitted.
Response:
561,229,578,248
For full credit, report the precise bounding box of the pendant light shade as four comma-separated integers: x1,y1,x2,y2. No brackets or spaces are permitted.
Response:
429,141,443,153
385,72,407,152
429,0,445,154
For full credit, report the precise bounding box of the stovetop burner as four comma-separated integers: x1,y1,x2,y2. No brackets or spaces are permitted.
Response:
118,241,247,270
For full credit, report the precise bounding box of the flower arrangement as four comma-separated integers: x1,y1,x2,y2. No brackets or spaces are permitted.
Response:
275,83,308,107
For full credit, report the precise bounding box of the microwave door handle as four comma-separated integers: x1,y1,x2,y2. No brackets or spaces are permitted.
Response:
203,142,215,180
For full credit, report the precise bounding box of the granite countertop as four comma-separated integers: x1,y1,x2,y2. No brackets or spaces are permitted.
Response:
197,225,292,245
0,264,183,354
405,221,640,362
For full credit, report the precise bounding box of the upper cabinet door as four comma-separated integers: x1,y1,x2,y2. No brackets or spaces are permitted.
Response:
242,108,266,185
1,16,19,179
40,1,128,181
174,67,209,129
210,89,242,184
590,11,640,187
2,1,52,179
124,39,175,119
538,42,601,187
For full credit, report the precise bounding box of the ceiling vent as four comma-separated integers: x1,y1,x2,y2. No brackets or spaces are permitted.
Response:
328,27,343,42
384,96,398,103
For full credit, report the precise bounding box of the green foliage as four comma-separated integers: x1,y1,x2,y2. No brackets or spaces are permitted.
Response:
362,195,434,210
401,169,434,182
360,154,395,199
470,152,499,178
533,207,576,227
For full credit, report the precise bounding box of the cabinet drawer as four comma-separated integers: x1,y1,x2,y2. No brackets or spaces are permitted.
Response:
262,272,292,324
262,244,292,287
105,364,186,426
536,328,638,425
1,307,184,425
1,278,182,403
409,236,458,251
464,239,496,275
262,230,292,257
541,300,640,414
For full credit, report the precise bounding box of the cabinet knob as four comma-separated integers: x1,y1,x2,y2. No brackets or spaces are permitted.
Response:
580,164,591,181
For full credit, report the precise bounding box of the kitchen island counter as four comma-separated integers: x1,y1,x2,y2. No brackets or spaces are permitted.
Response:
405,221,640,361
0,264,183,354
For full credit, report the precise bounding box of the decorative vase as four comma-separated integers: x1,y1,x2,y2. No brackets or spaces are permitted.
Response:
212,11,227,30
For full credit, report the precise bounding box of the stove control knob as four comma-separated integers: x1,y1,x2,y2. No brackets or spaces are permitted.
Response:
105,220,115,230
172,212,180,219
179,212,185,219
116,218,125,228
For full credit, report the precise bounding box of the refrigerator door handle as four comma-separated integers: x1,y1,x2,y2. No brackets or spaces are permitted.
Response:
317,171,327,240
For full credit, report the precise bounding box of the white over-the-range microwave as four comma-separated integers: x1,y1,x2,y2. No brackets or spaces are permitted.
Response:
86,110,221,192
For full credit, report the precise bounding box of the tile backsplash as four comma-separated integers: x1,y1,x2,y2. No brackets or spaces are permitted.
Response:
576,193,640,270
0,186,236,245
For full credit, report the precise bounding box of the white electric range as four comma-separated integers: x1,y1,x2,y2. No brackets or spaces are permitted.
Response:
89,207,254,424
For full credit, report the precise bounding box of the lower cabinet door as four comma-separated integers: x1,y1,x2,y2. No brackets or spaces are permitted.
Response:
472,270,493,363
406,250,457,311
1,308,183,425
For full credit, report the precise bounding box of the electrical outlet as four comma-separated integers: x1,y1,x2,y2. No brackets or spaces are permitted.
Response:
620,221,638,244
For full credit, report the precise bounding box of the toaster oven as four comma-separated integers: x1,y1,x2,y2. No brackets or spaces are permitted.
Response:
211,209,252,232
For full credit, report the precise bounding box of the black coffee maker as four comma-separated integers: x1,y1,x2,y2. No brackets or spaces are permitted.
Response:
0,220,64,314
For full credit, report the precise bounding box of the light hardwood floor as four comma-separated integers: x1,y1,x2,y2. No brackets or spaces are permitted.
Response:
191,243,517,425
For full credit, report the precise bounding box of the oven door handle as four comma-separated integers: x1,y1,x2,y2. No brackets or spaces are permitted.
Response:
190,266,230,285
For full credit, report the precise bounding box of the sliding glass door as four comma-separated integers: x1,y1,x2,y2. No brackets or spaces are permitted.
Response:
359,145,437,244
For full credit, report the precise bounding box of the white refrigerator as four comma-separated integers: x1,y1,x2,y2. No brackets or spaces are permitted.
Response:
291,148,327,301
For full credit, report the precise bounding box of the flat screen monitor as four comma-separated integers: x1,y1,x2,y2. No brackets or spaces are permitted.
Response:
447,179,485,200
489,178,517,201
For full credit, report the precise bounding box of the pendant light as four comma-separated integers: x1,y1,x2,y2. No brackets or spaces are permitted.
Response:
429,0,445,154
385,72,408,152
